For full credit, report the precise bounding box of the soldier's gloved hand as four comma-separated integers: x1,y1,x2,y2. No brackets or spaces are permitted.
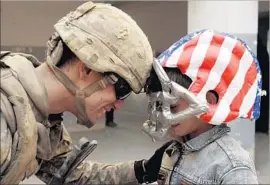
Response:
134,140,174,184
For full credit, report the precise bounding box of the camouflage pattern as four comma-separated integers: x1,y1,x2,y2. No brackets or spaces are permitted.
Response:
0,52,138,184
48,1,153,93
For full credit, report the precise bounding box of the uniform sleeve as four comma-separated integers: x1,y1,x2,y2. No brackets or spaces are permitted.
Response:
65,160,138,184
221,167,259,184
36,124,138,185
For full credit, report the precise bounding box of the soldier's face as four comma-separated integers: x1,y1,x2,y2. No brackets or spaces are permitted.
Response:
77,71,123,124
84,83,124,124
72,62,125,124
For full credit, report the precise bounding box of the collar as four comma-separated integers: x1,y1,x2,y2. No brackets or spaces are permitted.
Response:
183,124,230,153
166,124,230,156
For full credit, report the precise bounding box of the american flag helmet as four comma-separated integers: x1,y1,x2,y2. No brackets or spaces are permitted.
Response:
157,29,264,125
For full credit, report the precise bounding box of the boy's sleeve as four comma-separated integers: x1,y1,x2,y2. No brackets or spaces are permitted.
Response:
221,167,258,184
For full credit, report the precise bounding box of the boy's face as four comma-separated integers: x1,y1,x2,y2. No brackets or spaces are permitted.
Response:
167,90,219,138
168,98,199,137
168,98,213,138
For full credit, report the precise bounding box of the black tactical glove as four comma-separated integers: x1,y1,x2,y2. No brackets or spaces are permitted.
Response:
134,140,174,184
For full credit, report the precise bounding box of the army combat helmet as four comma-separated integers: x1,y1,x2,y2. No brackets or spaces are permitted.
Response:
46,1,153,128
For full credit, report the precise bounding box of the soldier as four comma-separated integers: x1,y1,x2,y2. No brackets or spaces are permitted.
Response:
0,2,167,184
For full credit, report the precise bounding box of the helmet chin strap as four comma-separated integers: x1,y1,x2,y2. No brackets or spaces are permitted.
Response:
46,56,109,128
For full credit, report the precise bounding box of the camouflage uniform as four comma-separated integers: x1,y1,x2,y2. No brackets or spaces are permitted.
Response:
0,52,137,184
0,1,153,184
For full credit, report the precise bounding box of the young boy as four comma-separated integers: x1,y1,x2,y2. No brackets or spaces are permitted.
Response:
140,29,265,184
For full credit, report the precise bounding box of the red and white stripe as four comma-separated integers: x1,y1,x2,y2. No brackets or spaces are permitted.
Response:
182,31,214,81
210,49,255,124
162,30,259,124
194,35,237,99
162,42,187,68
238,73,259,120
